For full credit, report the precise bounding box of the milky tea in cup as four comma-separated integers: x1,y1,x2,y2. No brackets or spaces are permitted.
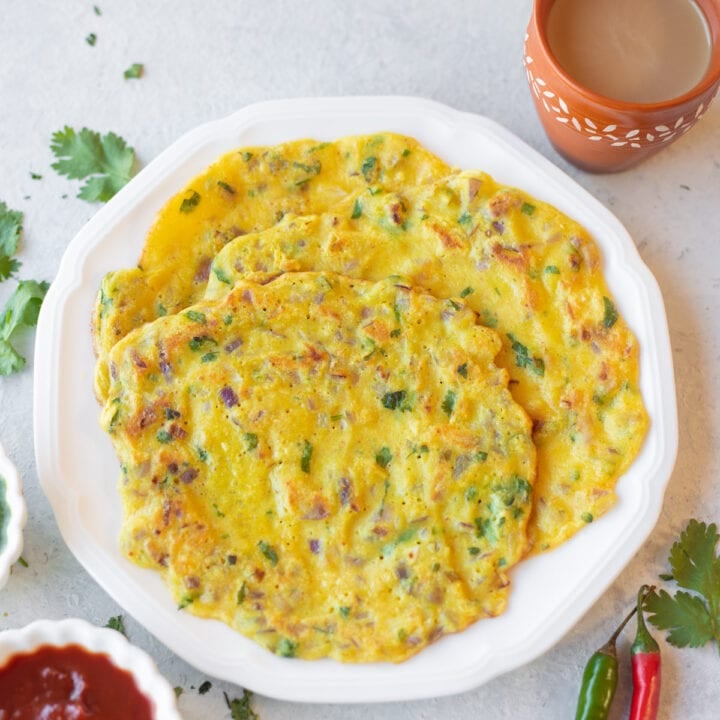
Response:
524,0,720,172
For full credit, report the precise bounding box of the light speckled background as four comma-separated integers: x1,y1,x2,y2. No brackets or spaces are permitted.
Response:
1,1,719,718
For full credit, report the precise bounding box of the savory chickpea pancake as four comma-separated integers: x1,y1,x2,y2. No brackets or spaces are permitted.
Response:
101,272,535,662
205,171,649,551
95,132,649,663
93,133,454,401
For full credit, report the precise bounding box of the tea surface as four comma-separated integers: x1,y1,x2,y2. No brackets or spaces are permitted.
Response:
548,0,712,103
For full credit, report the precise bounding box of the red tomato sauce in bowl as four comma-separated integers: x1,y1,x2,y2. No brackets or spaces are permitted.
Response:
0,644,153,719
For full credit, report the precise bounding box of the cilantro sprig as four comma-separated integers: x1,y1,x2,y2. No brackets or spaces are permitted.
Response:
50,126,136,202
644,519,720,652
0,202,49,375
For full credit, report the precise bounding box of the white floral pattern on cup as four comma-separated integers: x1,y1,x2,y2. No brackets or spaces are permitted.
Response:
523,37,716,150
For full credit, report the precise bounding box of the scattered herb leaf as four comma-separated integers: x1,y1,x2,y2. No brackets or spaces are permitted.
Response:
645,519,720,651
506,333,545,377
441,390,456,416
177,594,195,609
300,439,313,473
179,190,201,213
382,389,409,411
375,446,392,468
104,615,127,636
184,310,206,324
0,201,23,256
188,335,215,351
276,637,298,658
217,180,235,195
351,198,362,219
521,202,536,216
198,680,212,695
361,156,377,182
0,279,50,375
0,255,21,283
258,540,278,566
50,126,136,202
213,265,232,285
86,33,97,46
602,296,618,329
123,63,144,80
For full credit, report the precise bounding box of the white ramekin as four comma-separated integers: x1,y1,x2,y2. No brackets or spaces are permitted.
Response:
0,441,26,591
0,618,182,719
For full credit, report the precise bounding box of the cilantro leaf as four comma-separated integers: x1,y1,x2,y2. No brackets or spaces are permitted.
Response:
0,280,49,375
442,389,456,416
375,446,392,468
1,280,50,340
644,589,714,648
258,540,278,566
506,332,545,377
224,690,259,720
0,339,25,375
0,201,23,256
123,63,144,80
645,519,720,651
602,296,618,328
669,519,720,602
0,255,21,282
300,439,313,473
104,615,127,637
50,126,136,202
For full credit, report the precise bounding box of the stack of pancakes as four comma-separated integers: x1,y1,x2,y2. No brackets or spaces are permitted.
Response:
94,134,648,662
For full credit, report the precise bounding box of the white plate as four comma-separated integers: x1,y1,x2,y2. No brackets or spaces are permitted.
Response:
0,618,181,719
0,440,26,591
33,96,678,703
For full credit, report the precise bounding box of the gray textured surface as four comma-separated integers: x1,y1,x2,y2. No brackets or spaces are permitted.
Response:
1,1,719,718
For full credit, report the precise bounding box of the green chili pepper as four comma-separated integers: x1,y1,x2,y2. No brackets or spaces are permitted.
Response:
574,604,638,720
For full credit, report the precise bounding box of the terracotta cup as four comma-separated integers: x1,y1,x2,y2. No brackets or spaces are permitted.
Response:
524,0,720,172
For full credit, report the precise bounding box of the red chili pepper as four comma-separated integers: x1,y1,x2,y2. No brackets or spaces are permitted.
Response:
629,585,661,720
